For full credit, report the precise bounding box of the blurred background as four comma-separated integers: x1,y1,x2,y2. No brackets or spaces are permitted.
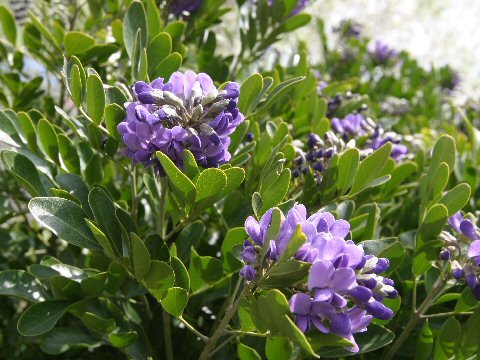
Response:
295,0,480,98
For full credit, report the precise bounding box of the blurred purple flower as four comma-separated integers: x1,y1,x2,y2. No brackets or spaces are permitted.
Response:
169,0,202,16
370,136,409,161
331,114,371,137
371,40,398,63
118,71,244,174
448,212,479,240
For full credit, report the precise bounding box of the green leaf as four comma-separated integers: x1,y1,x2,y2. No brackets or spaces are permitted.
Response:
439,183,471,216
17,112,40,154
80,273,107,297
459,306,480,357
259,169,290,216
40,328,100,355
104,103,125,141
88,187,123,255
86,74,105,125
279,224,307,262
84,154,103,185
455,286,479,312
161,287,188,317
1,150,50,197
69,64,83,106
37,118,59,164
418,204,449,246
237,343,262,360
109,331,138,348
336,148,360,194
144,260,174,301
170,256,190,290
145,0,163,40
265,337,292,360
123,1,148,58
147,32,172,77
254,76,306,115
153,52,182,79
413,241,443,275
349,142,392,195
281,13,311,32
182,149,200,180
189,248,223,292
130,233,151,281
28,197,100,249
195,168,227,205
221,167,245,197
259,260,310,288
238,73,263,115
0,5,17,45
58,134,80,173
86,220,116,259
156,151,196,205
318,323,393,357
416,320,433,360
434,317,462,359
64,31,95,56
0,270,48,302
17,300,76,336
221,227,247,272
430,134,456,176
176,221,206,264
81,312,116,335
144,234,170,262
50,275,82,299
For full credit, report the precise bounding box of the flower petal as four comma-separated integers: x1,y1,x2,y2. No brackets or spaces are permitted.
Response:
308,260,334,290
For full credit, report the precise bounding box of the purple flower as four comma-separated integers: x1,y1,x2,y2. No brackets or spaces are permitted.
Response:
118,71,244,174
240,265,256,281
468,241,480,267
370,136,409,161
169,0,201,16
334,20,363,39
448,212,479,240
331,114,371,137
371,40,398,63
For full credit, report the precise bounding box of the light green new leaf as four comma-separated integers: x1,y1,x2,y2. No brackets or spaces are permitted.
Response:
161,287,188,317
0,5,16,45
64,31,95,56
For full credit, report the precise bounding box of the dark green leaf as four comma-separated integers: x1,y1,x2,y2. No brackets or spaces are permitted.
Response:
161,287,188,317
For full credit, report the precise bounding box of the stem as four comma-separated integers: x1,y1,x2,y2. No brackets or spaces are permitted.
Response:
179,317,208,341
209,335,236,357
158,177,168,238
199,285,245,360
384,277,446,360
421,311,473,319
131,164,137,224
162,309,174,360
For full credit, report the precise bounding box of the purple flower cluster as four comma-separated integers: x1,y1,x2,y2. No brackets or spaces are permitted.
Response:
442,212,480,299
240,204,397,351
168,0,201,16
370,132,409,161
334,20,363,39
118,71,244,174
371,40,398,63
331,113,373,138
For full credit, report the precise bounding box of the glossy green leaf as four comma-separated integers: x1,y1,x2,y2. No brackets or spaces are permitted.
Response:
1,150,50,197
109,331,138,348
104,103,125,141
189,248,223,292
221,227,247,272
239,73,263,115
88,187,123,255
28,197,100,249
0,270,48,302
418,204,448,246
40,328,100,355
337,148,360,194
195,168,227,205
265,337,292,360
17,300,76,336
153,52,182,79
439,183,471,216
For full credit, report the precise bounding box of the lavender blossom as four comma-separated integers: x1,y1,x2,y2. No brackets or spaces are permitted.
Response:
371,40,398,63
331,113,372,138
168,0,202,16
370,135,409,161
117,71,244,175
240,203,397,352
